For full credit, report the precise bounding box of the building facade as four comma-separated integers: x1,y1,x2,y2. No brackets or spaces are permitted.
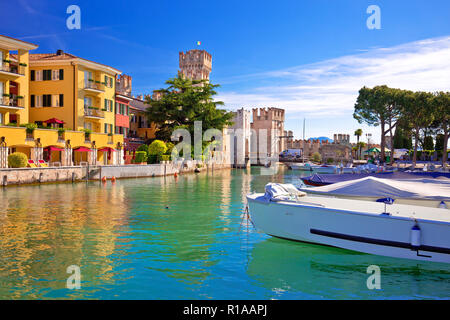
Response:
0,35,38,126
230,108,252,167
0,36,124,168
115,74,132,139
251,107,285,163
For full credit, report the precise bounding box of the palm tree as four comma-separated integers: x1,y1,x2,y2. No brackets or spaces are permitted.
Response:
354,129,363,159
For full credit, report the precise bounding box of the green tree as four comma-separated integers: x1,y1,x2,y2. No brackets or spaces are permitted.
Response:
423,135,434,151
401,91,435,166
148,140,168,156
430,92,450,167
353,86,403,163
354,129,363,159
146,75,234,141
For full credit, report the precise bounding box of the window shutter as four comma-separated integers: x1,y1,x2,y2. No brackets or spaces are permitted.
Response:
59,69,64,80
59,94,64,107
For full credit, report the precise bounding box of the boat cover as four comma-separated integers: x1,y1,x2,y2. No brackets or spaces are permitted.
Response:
302,171,450,186
265,183,306,202
299,177,450,200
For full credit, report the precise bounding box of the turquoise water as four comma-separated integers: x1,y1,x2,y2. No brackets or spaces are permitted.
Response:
0,167,449,300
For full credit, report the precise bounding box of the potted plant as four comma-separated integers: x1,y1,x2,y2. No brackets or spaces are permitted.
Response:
2,59,11,64
88,78,94,82
82,128,92,141
25,123,37,139
2,93,10,97
19,62,27,67
57,127,66,139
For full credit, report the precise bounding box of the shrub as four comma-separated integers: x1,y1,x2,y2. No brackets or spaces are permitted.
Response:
137,144,149,153
160,155,171,162
133,151,147,163
165,142,175,155
25,123,37,134
148,140,167,156
8,152,28,168
147,154,158,164
326,158,334,164
312,152,321,163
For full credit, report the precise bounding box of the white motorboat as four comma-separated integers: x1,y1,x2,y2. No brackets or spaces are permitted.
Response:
290,163,337,174
247,183,450,263
299,176,450,208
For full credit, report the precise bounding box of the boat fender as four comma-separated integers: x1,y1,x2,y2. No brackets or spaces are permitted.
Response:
111,176,116,183
439,201,447,209
410,224,421,249
101,176,107,183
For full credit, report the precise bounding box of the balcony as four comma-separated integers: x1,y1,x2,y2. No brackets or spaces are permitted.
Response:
0,96,24,110
0,63,25,78
84,106,105,119
83,81,105,93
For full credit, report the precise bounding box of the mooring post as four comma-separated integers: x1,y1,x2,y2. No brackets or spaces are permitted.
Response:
2,175,7,187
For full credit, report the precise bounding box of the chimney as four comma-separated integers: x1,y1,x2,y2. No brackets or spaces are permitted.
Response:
56,50,64,56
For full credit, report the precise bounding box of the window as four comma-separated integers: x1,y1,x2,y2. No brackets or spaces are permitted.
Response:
52,70,59,80
51,95,61,107
104,123,108,134
43,95,51,107
59,94,64,107
34,70,43,81
31,70,35,81
110,124,113,133
35,95,43,107
43,70,52,81
84,97,92,107
0,113,3,125
59,69,64,80
31,95,35,107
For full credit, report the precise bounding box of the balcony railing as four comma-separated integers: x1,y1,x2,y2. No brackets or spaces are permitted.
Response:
0,63,25,76
0,97,24,108
84,81,105,92
84,107,105,118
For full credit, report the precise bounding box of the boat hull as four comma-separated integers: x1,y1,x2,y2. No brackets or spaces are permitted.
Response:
247,195,450,263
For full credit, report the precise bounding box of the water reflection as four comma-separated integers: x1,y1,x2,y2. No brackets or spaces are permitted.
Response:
0,167,448,299
247,238,450,299
0,183,130,299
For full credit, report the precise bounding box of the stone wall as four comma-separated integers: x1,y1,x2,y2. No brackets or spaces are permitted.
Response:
0,166,85,186
0,161,231,186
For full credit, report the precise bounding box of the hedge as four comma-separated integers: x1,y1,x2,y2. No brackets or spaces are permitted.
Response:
8,152,28,168
133,151,147,163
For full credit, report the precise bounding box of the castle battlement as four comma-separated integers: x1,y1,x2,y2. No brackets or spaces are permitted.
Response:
179,50,212,81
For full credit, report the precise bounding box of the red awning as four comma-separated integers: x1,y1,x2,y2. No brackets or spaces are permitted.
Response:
74,147,92,152
98,147,115,152
44,118,65,124
44,146,64,152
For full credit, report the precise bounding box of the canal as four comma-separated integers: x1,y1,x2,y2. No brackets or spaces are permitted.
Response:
0,166,449,299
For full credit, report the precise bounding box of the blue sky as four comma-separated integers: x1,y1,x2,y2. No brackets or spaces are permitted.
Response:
1,0,450,142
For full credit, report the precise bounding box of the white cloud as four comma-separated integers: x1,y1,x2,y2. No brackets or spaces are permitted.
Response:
216,36,450,120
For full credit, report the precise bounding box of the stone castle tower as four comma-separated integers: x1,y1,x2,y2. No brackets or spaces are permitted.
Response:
116,74,132,96
251,108,285,162
179,49,212,81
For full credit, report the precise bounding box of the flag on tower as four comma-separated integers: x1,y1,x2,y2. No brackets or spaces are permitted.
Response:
197,41,201,46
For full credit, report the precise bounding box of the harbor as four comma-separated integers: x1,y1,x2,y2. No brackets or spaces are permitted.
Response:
1,166,449,299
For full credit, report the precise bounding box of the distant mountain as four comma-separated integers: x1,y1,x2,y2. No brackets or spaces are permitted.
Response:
309,137,333,143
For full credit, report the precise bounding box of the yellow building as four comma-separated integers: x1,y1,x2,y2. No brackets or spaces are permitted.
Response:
0,36,124,168
0,34,38,126
28,50,120,134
